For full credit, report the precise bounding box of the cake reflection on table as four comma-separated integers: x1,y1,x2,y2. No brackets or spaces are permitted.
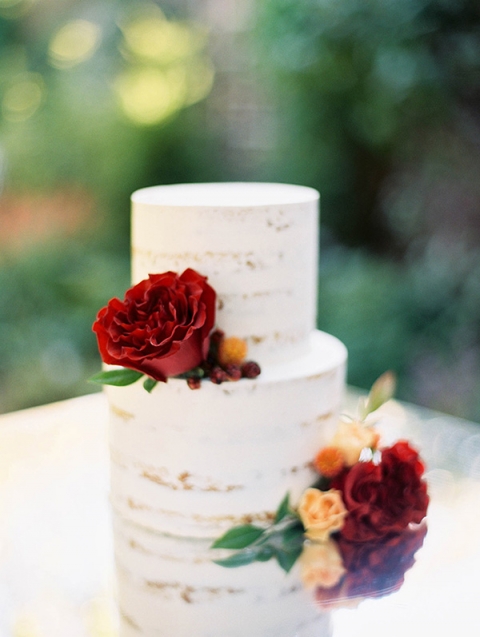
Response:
113,515,426,637
113,513,332,637
311,523,428,609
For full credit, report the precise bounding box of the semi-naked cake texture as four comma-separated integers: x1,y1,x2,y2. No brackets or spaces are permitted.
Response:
114,513,332,637
131,181,319,365
106,183,347,636
108,182,347,537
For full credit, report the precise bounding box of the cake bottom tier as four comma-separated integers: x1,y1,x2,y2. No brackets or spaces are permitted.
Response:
114,514,332,637
107,330,347,538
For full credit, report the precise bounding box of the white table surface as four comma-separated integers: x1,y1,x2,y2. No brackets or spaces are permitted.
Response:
0,391,479,637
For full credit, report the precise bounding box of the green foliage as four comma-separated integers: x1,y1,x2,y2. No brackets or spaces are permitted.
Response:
212,494,305,573
0,1,224,250
274,492,292,523
254,0,480,248
318,243,480,420
0,240,129,412
212,524,266,550
360,371,397,420
143,377,158,393
89,368,143,387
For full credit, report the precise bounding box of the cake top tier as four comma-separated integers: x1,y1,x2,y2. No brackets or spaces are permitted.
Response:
132,182,319,208
131,182,320,366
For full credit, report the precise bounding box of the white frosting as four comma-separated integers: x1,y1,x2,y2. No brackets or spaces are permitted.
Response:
131,183,319,365
108,331,346,538
107,182,347,636
114,513,332,637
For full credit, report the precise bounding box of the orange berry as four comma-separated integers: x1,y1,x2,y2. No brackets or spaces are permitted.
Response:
313,447,345,478
218,336,248,366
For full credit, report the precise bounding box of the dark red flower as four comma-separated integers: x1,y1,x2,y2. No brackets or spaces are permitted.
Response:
336,523,427,599
315,523,427,607
332,441,429,542
92,269,216,382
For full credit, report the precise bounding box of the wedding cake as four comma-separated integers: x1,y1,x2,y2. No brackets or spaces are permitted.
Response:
101,183,347,636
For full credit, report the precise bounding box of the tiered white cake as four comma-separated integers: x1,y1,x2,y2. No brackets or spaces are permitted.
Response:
106,183,347,636
114,513,333,637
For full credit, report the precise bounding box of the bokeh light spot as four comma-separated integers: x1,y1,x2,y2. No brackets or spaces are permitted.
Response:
123,16,204,64
115,67,186,126
114,4,214,126
2,74,44,122
49,20,101,69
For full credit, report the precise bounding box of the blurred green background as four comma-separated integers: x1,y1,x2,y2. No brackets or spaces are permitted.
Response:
1,0,479,420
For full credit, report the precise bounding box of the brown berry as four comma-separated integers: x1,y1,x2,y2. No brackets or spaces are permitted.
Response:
187,377,202,390
241,361,261,379
209,366,228,384
224,363,242,381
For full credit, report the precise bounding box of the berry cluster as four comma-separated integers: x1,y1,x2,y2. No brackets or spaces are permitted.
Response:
185,330,261,389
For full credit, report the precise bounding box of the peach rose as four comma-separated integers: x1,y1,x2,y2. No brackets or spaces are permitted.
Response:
299,539,346,590
298,488,347,542
331,420,380,467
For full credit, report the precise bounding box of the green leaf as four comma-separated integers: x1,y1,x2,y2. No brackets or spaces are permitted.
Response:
143,377,158,393
175,367,205,379
360,371,396,419
274,493,291,523
256,546,275,562
274,546,303,573
281,521,305,547
211,524,265,549
89,368,143,386
212,511,307,572
213,550,259,568
311,475,332,492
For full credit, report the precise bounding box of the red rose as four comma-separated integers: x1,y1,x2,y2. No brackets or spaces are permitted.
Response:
335,523,427,599
332,441,429,542
92,269,216,382
315,523,427,607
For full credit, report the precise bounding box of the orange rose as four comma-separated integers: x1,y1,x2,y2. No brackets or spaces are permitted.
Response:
299,540,346,590
331,420,380,467
298,488,347,542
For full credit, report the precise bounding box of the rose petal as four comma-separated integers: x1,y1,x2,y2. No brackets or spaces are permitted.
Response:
92,269,216,381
